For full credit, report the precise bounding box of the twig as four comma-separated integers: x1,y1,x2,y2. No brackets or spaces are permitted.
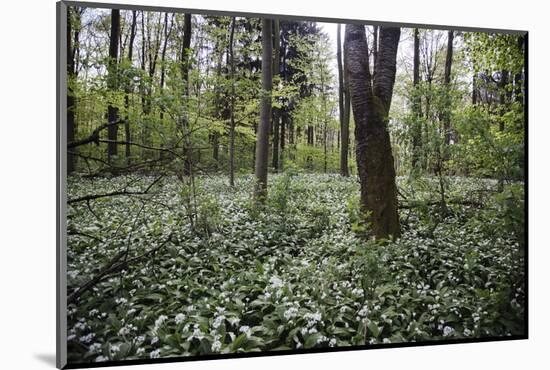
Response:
67,175,163,204
67,233,174,304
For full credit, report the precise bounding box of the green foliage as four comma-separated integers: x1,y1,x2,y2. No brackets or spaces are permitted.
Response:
67,174,524,362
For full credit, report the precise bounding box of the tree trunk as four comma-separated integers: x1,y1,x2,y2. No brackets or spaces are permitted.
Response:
442,30,454,151
107,9,120,162
337,24,349,177
124,10,137,165
411,28,422,170
228,17,236,186
343,44,351,174
254,19,273,202
372,26,379,76
67,7,77,173
280,40,287,169
345,24,400,239
272,20,281,172
159,13,173,122
180,14,192,176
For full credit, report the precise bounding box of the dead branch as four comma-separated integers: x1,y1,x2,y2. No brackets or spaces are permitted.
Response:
67,119,124,149
67,175,163,204
67,233,174,304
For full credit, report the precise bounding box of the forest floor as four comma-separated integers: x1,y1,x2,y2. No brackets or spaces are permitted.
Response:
66,173,525,363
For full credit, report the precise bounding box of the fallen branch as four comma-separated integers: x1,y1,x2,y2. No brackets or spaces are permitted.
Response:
67,233,174,304
67,119,124,149
67,175,163,204
399,199,484,209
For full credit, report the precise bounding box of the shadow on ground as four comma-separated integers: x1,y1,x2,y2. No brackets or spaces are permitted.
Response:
34,353,56,367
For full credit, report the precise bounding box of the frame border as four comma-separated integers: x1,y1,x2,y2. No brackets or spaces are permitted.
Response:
56,1,529,369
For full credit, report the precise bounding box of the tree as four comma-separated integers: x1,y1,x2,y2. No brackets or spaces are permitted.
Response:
228,17,236,186
345,24,400,239
180,14,193,176
410,28,422,170
272,19,281,172
107,9,120,162
337,24,349,177
123,10,137,164
254,19,273,202
442,30,454,151
67,7,79,173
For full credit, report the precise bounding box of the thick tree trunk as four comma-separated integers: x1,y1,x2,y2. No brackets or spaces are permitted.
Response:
411,28,422,170
254,19,273,202
272,20,281,172
228,17,236,186
345,24,400,239
337,24,349,177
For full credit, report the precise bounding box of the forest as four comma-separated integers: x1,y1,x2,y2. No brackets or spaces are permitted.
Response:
64,5,526,364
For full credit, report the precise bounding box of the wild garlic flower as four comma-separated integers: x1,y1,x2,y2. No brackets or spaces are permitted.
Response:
239,325,251,337
175,313,186,324
211,340,222,352
89,343,101,353
284,307,299,320
443,326,454,336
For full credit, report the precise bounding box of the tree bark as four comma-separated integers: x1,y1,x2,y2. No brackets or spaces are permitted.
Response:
67,7,77,173
411,28,422,170
272,19,281,172
345,24,400,239
180,14,192,176
228,17,236,186
254,19,273,202
442,30,454,151
337,24,350,177
124,10,137,165
159,13,174,122
107,9,120,162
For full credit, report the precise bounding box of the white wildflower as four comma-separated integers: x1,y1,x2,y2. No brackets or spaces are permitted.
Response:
89,343,101,353
269,276,284,289
79,333,95,343
284,307,299,320
175,313,186,324
239,325,252,337
443,326,454,336
212,340,222,352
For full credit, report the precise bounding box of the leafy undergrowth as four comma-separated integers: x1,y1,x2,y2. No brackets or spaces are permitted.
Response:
66,173,525,363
